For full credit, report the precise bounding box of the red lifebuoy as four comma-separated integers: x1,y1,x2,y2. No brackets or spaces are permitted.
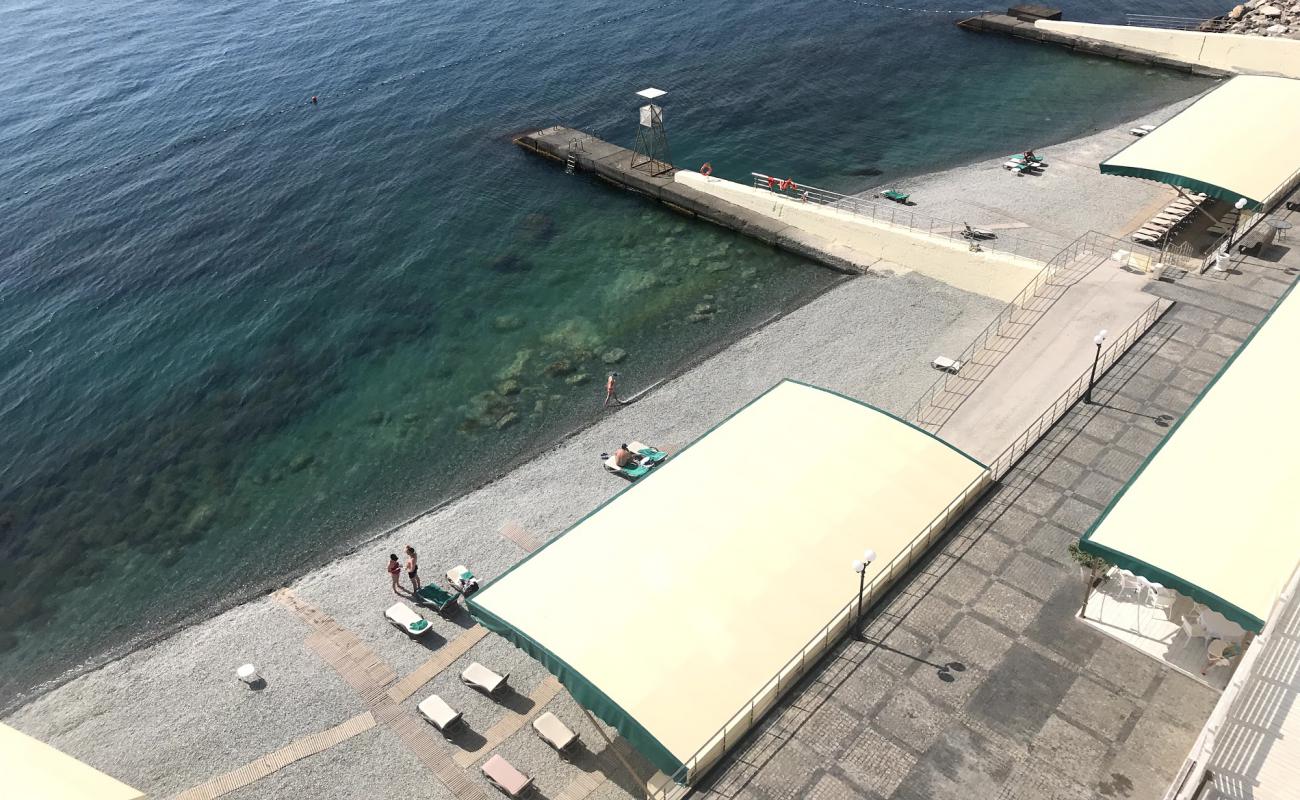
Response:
779,178,794,191
766,176,777,189
700,162,713,177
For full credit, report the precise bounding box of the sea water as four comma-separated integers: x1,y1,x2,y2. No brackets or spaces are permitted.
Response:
0,0,1223,706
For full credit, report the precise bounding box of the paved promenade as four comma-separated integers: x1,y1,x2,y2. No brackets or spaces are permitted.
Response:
693,252,1298,800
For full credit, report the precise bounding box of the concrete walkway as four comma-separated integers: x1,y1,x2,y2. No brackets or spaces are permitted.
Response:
937,251,1157,464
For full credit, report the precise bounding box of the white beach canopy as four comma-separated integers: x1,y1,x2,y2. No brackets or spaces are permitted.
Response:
1100,75,1300,209
468,380,988,782
0,723,145,800
1081,283,1300,632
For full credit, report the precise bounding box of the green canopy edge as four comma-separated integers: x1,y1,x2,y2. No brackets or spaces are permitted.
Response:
1097,163,1262,210
1078,278,1300,634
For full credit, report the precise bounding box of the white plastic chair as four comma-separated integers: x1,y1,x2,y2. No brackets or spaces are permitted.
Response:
1181,615,1208,643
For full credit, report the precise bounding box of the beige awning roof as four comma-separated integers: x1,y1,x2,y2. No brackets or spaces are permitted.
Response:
1100,75,1300,209
469,381,988,779
1081,283,1300,631
0,724,145,800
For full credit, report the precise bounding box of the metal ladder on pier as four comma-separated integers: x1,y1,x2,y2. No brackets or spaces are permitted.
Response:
565,137,580,175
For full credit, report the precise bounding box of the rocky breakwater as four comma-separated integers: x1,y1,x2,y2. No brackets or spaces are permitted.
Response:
1215,1,1300,38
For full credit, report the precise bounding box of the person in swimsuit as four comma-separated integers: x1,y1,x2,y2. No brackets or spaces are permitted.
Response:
387,553,402,594
614,443,639,468
604,373,621,408
404,545,420,592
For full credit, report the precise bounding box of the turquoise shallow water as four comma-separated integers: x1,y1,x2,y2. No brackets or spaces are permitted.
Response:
0,0,1222,706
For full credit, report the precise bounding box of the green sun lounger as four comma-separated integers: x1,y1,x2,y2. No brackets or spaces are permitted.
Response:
416,584,462,614
881,189,909,203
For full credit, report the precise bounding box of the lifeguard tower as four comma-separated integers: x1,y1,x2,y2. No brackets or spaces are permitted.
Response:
630,87,673,176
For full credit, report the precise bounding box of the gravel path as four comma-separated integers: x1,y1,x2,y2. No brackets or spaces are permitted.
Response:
3,96,1202,800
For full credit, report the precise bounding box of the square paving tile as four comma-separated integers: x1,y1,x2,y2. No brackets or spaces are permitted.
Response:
960,533,1015,574
1000,552,1065,601
802,771,869,800
892,726,1014,800
899,592,961,638
1030,714,1109,787
836,660,902,715
1147,673,1217,731
873,685,954,753
1058,674,1137,740
1201,332,1243,358
973,581,1042,634
1039,457,1087,493
1072,471,1124,507
930,560,990,606
747,738,822,800
1120,711,1198,774
1050,496,1103,533
968,644,1075,740
942,615,1014,670
1023,583,1107,665
839,728,918,798
799,698,862,760
1020,522,1077,568
1086,639,1163,699
1091,448,1144,483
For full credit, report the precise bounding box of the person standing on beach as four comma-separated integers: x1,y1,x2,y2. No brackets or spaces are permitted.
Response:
605,372,621,408
404,545,420,592
387,553,402,594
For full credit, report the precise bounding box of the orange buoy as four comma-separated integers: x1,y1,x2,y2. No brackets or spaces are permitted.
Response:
700,162,713,177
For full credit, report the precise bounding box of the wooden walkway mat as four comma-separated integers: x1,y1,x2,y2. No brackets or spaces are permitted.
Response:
452,675,563,767
305,626,398,705
171,712,375,800
385,704,492,800
499,521,543,552
554,768,606,800
387,624,488,703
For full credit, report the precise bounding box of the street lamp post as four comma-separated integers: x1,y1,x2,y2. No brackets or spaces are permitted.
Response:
1228,197,1249,249
852,549,878,638
1084,329,1107,404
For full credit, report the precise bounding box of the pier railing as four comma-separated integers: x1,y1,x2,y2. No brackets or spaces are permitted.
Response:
662,467,991,792
986,297,1167,479
749,172,1060,265
1124,13,1231,32
903,230,1162,433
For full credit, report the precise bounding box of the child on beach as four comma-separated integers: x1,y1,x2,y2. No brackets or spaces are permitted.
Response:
387,553,402,594
404,545,420,592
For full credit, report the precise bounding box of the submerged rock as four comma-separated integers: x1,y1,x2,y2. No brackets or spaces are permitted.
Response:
496,412,519,430
487,252,531,273
492,314,524,332
498,379,521,396
518,213,556,243
288,453,315,473
543,359,573,377
694,302,716,315
687,313,711,323
497,349,533,381
564,373,590,386
601,348,627,365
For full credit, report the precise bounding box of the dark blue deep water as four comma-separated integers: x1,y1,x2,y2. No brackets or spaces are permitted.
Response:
0,0,1222,706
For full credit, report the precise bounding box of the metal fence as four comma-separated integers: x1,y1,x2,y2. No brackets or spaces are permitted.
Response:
1124,13,1231,31
986,297,1168,479
903,230,1155,429
664,467,991,790
1198,165,1300,272
749,172,1061,265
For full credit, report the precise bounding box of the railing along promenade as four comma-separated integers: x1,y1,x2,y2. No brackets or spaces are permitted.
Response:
986,297,1167,479
663,468,991,790
903,230,1151,430
1198,165,1300,273
749,172,1061,265
1124,13,1232,32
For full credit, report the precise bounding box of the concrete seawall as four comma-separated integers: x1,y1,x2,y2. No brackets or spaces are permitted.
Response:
514,126,863,274
958,13,1235,77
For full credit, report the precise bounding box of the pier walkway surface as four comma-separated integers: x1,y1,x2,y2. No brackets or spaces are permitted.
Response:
694,247,1299,800
911,233,1161,465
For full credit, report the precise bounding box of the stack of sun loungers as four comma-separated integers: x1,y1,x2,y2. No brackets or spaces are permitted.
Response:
1130,193,1209,246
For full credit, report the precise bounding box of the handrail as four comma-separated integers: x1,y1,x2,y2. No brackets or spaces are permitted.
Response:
749,172,1061,265
905,230,1162,430
664,467,991,789
1198,165,1300,273
1124,13,1231,32
987,297,1167,479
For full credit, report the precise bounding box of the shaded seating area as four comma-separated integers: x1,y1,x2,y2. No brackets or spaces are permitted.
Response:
1080,281,1300,689
1129,192,1209,246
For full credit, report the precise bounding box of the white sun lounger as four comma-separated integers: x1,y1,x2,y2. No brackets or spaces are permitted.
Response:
1129,124,1157,136
931,356,962,373
482,754,533,797
385,602,431,636
532,711,579,753
462,661,508,695
447,564,474,587
418,694,463,732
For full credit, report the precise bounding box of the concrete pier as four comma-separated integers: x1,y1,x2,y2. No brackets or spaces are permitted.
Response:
958,9,1233,78
514,126,863,274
